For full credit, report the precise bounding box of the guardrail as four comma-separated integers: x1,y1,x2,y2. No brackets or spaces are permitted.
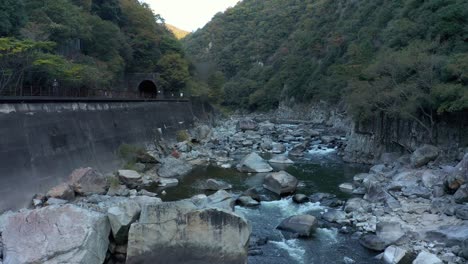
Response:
0,96,190,103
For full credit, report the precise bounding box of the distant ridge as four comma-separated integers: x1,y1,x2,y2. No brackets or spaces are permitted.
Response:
166,24,190,39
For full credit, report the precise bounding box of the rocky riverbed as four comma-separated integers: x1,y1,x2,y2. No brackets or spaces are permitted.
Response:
0,116,467,264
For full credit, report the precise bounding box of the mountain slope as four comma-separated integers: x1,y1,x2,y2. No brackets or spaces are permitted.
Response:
166,24,190,39
183,0,468,120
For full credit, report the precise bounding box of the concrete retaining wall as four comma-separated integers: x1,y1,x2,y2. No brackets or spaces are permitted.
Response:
0,101,198,211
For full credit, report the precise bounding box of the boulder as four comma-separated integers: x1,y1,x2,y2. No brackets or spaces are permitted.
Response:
359,234,386,251
242,188,262,202
158,156,193,178
401,186,431,199
204,179,232,191
277,215,318,237
237,119,258,131
422,170,444,188
194,124,212,141
2,205,110,264
271,143,286,154
268,155,294,164
158,178,179,188
322,209,346,223
410,145,439,168
107,200,141,244
69,167,109,196
127,206,251,264
46,198,68,205
289,144,306,157
237,196,260,207
344,198,370,213
380,153,401,166
339,183,354,193
425,225,468,246
412,251,442,264
454,184,468,204
118,170,142,188
107,184,130,197
293,194,309,204
383,246,406,264
46,183,75,200
376,222,405,245
448,154,468,190
237,153,273,173
455,206,468,220
263,171,298,195
191,190,237,212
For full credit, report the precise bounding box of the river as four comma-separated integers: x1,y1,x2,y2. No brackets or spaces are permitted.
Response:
158,146,381,264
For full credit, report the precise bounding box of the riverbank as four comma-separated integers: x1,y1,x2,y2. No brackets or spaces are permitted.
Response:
0,115,467,264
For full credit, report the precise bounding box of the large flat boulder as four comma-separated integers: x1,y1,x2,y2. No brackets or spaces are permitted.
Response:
237,153,273,173
263,170,298,195
126,206,251,264
69,167,109,196
2,205,110,264
158,156,193,178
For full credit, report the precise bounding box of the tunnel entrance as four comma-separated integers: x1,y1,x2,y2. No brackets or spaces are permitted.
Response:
138,80,158,98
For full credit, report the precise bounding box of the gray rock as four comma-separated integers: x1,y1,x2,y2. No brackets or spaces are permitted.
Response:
69,167,109,196
322,209,346,223
370,164,392,175
242,187,262,202
410,145,439,168
204,179,232,191
343,256,355,263
289,144,306,157
158,178,179,188
293,194,309,204
46,198,68,205
131,195,162,208
359,234,386,251
2,205,110,264
237,152,273,173
271,143,286,154
455,206,468,220
448,154,468,191
263,171,298,195
402,186,431,199
277,215,318,237
389,170,420,190
237,119,258,131
269,155,294,164
126,207,251,264
339,183,354,193
364,182,387,203
412,251,442,264
46,183,75,200
422,170,444,188
380,153,401,166
107,184,130,197
108,200,141,244
425,225,468,246
237,196,260,207
353,173,370,185
344,198,370,213
194,124,212,141
454,185,468,204
191,190,237,212
118,170,142,188
383,246,406,264
462,238,468,258
158,156,193,178
432,185,445,198
376,222,405,245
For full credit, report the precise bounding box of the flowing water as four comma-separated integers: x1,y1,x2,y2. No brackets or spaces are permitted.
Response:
158,147,381,264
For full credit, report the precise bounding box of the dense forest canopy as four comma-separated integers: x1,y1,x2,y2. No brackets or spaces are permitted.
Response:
183,0,468,125
0,0,190,95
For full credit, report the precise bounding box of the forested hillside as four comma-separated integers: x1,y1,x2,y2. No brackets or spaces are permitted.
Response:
0,0,189,95
167,24,190,39
183,0,468,123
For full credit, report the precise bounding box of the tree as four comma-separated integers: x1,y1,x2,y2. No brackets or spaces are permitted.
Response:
156,53,190,92
0,0,26,36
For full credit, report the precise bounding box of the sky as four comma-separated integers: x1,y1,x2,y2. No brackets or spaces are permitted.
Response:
144,0,241,32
